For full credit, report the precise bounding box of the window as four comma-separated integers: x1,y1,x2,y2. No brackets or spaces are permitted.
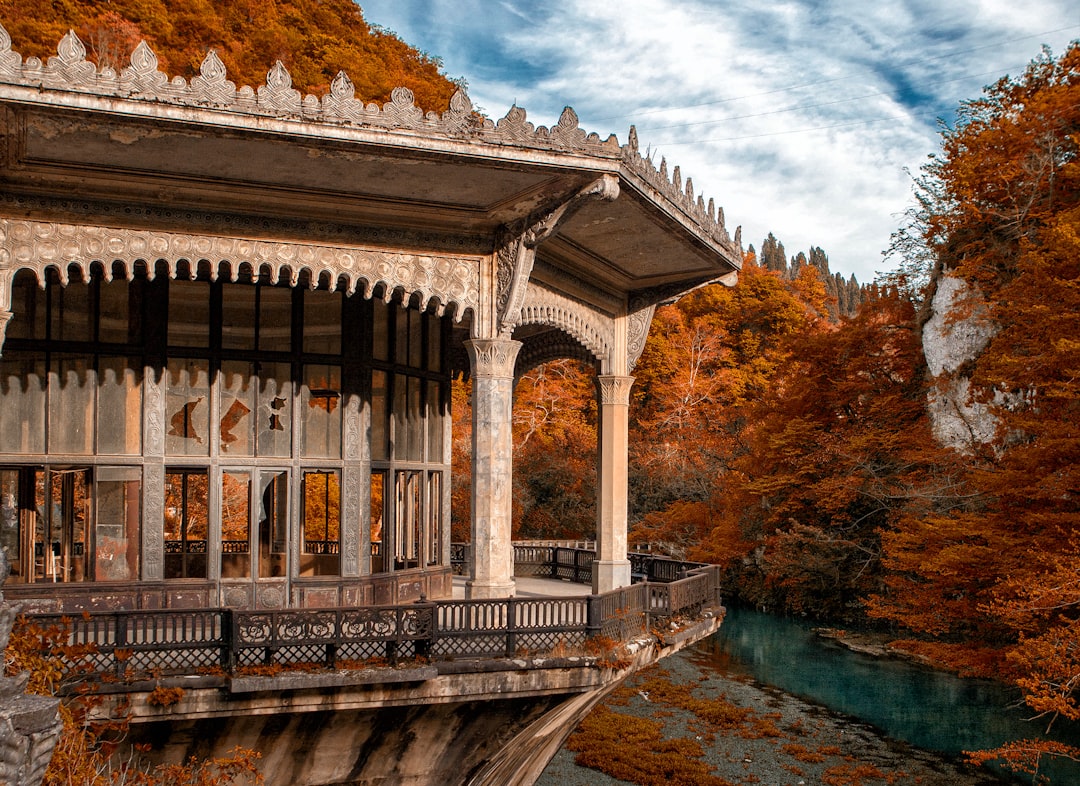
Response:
301,470,340,576
164,470,208,579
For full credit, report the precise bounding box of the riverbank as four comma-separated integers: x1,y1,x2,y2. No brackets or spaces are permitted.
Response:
536,647,1008,786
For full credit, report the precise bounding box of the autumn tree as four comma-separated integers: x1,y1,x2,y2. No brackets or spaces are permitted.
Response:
0,0,460,110
867,41,1080,776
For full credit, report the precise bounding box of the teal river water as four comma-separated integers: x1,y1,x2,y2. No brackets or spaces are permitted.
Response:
694,605,1080,784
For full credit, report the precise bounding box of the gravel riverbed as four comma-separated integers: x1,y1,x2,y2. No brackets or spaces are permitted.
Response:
535,648,1009,786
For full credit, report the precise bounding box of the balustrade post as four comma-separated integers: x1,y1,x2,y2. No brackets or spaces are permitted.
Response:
586,595,603,641
114,612,128,680
220,609,235,671
505,599,517,657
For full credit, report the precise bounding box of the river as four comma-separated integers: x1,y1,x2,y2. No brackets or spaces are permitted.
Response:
537,605,1080,785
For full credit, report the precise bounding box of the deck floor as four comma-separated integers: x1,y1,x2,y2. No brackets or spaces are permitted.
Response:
451,575,593,600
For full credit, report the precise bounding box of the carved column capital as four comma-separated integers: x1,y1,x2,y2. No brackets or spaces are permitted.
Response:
465,338,522,379
596,375,634,406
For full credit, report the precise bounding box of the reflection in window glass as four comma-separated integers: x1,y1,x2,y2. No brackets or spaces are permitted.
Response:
166,359,210,457
221,471,251,578
163,469,208,579
301,470,340,576
301,364,341,458
49,355,94,455
428,472,441,566
94,467,140,581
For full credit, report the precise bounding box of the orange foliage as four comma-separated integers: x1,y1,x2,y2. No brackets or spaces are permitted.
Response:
0,0,460,110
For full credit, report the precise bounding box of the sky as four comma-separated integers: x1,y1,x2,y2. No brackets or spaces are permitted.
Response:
356,0,1077,283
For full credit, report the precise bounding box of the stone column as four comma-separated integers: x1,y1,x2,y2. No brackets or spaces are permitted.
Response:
465,338,521,599
593,375,634,593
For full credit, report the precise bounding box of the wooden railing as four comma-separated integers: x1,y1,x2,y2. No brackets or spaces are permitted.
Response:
25,556,721,680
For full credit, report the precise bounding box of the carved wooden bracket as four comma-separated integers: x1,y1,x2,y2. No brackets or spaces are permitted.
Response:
494,175,619,339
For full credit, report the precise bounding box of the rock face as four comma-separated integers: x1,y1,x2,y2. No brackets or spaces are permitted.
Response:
0,548,63,786
922,274,1000,452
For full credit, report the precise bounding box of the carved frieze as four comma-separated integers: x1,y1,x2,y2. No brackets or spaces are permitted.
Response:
0,219,480,324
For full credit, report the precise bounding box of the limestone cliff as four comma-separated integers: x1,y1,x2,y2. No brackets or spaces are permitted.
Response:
921,273,999,453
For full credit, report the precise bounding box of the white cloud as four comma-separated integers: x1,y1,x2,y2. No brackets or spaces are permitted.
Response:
359,0,1078,282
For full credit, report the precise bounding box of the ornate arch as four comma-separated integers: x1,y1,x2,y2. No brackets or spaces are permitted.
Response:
516,282,614,368
0,218,480,350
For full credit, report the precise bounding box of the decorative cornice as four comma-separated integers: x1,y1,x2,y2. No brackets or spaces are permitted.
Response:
0,25,742,266
0,218,480,320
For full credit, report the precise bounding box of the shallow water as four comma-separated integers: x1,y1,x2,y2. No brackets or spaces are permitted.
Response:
695,605,1080,782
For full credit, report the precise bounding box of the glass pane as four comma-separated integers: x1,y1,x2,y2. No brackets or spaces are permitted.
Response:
36,470,89,582
7,271,44,341
395,470,420,567
257,362,292,457
222,283,256,350
427,313,441,371
301,470,340,576
409,311,423,369
259,287,292,352
1,470,22,580
301,364,341,458
50,277,91,343
220,362,255,456
370,370,387,462
94,467,140,581
221,470,251,578
395,308,409,365
370,472,384,574
304,290,341,355
407,376,423,461
168,280,210,347
372,299,389,361
428,472,441,566
49,355,94,455
427,380,443,463
164,470,208,579
99,278,136,344
98,357,142,455
393,374,406,461
166,359,210,456
258,471,287,579
0,353,45,453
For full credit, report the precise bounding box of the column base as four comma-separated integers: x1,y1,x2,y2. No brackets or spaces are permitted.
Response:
465,579,516,600
591,560,632,594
